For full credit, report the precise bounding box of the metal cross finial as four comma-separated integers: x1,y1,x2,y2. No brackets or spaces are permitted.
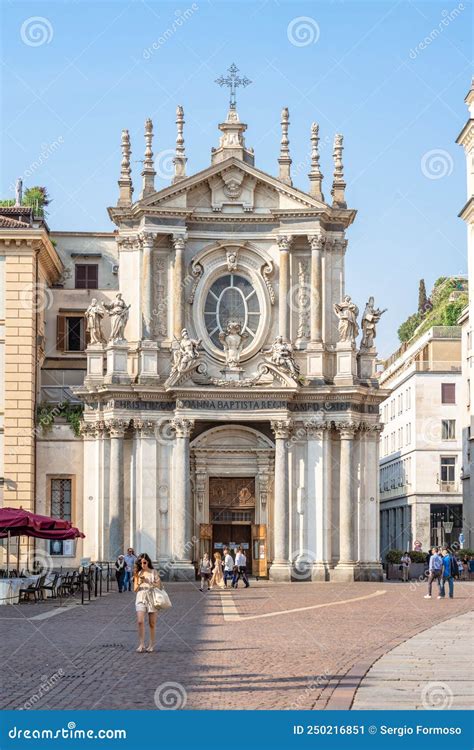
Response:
215,63,252,110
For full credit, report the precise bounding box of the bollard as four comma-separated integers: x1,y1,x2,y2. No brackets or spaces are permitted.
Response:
81,570,84,605
99,566,103,596
107,563,110,593
94,566,98,597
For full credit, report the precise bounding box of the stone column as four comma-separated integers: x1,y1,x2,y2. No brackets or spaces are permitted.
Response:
306,421,332,580
278,236,292,341
170,418,195,580
140,232,155,340
80,422,101,560
333,422,358,581
308,235,323,343
134,420,158,560
107,420,128,561
269,420,292,581
172,234,186,338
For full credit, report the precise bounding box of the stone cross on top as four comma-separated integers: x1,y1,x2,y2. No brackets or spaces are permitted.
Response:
215,63,252,110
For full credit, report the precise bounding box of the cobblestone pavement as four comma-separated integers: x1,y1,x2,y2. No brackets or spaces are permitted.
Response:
0,579,472,711
352,610,474,710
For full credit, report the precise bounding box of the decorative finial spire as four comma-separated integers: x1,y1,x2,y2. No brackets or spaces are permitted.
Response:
331,133,346,208
117,129,133,207
173,105,187,183
215,63,252,111
14,177,23,207
278,107,292,186
140,118,156,198
308,123,324,202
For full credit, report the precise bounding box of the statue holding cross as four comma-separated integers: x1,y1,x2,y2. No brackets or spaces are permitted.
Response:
215,63,252,110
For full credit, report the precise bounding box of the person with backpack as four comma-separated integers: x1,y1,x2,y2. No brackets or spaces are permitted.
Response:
424,547,443,599
439,547,457,599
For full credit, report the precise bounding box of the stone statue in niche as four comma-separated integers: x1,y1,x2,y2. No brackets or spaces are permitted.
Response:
171,328,201,374
85,298,106,345
269,336,300,379
219,320,248,368
104,293,130,342
361,296,386,350
334,295,359,344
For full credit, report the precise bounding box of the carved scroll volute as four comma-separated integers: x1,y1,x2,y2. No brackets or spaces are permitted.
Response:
188,260,203,304
261,260,275,305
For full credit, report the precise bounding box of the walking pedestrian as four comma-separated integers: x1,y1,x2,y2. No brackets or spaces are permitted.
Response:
199,553,211,591
133,553,162,652
424,547,442,599
400,552,411,582
114,554,126,592
123,548,137,591
232,546,249,588
223,547,234,587
439,547,456,599
209,552,225,589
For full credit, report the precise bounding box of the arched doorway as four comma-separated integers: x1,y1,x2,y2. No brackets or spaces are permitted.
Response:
190,425,274,578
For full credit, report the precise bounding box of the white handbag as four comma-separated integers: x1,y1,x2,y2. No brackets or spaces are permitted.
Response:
148,587,172,610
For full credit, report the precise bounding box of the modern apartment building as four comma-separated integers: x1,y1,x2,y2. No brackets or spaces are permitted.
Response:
379,326,462,555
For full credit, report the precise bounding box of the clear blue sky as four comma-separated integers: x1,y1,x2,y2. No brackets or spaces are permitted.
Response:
1,0,472,356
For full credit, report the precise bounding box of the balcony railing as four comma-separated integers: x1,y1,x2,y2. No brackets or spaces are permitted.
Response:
439,481,459,493
414,360,461,372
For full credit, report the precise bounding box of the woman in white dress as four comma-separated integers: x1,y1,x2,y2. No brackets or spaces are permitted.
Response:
133,554,162,653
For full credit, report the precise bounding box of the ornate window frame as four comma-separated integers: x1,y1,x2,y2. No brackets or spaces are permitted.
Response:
191,243,272,364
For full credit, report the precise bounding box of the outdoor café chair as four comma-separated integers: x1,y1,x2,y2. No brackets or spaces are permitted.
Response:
19,574,46,603
41,572,60,599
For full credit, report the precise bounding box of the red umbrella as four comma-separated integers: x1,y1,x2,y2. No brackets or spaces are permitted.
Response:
0,507,72,533
0,507,84,572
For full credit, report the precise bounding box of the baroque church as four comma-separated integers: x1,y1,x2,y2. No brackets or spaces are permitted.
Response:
3,69,386,581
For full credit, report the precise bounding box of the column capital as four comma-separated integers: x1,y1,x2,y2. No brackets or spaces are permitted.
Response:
335,420,359,438
171,233,187,252
133,418,156,437
79,421,97,440
307,234,325,251
271,419,292,439
277,235,293,252
361,422,384,436
171,417,194,438
105,418,130,438
139,231,157,248
305,419,330,438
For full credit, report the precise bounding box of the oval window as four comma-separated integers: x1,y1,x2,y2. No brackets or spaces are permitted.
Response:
204,273,260,349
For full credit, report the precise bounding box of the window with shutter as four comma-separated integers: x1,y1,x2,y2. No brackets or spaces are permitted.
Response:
57,315,66,351
75,264,98,289
441,383,456,404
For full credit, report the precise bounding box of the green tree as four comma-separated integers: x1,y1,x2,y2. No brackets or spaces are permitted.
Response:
398,312,421,342
23,186,51,216
418,278,427,314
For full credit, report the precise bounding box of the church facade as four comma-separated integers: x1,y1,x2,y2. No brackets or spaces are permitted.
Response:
1,85,387,582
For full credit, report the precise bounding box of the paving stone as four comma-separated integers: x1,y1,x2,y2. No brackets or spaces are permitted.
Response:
0,581,472,710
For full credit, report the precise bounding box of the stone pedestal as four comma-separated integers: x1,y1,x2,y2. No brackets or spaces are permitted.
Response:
334,341,357,385
138,340,160,384
306,341,325,378
358,347,377,383
105,341,131,384
84,344,105,385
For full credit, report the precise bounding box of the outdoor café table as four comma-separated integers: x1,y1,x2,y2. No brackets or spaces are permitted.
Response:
0,575,40,605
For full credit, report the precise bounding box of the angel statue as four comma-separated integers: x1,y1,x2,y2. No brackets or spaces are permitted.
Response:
171,329,201,374
104,293,130,342
334,295,359,345
219,320,248,368
269,336,300,379
361,297,387,350
85,298,106,345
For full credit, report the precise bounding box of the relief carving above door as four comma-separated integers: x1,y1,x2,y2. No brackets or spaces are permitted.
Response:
209,477,256,509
